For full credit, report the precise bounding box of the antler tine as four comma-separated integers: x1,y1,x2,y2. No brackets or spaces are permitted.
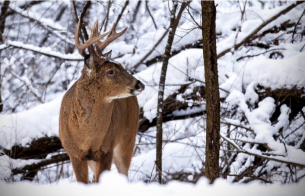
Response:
75,19,111,57
95,23,128,56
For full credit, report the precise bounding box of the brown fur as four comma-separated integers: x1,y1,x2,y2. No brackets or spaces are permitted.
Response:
59,61,142,183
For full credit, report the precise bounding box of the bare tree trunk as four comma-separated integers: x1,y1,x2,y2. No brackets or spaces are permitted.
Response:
155,1,178,184
201,1,220,184
155,1,189,184
0,1,10,113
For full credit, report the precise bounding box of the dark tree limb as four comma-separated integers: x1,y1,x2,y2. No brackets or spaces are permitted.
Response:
12,153,69,181
146,1,158,30
2,136,62,160
114,1,129,30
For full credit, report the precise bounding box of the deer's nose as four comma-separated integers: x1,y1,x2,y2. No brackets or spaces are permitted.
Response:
135,80,145,91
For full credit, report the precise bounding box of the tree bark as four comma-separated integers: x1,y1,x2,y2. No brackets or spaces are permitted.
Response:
0,1,10,113
201,1,220,184
155,1,178,184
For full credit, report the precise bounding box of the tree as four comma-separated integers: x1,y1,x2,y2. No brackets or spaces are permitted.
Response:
201,1,220,184
0,1,10,113
155,1,189,184
155,0,178,183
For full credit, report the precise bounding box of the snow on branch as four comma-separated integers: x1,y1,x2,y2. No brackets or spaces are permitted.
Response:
7,41,82,61
8,4,74,45
10,71,43,103
221,133,305,168
217,1,304,59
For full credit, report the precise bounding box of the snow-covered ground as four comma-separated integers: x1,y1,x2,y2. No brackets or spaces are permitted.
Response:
1,171,305,196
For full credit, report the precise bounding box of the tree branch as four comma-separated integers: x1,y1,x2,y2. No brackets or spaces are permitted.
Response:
132,29,169,71
6,41,83,61
221,133,305,168
8,4,74,44
114,1,129,30
146,1,158,30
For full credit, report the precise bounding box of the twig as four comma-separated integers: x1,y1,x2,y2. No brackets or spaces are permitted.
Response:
10,71,43,103
146,1,158,30
114,1,129,30
133,29,169,71
292,8,305,43
8,4,73,44
186,5,201,28
133,1,190,71
232,0,247,61
101,1,112,32
39,3,67,47
236,48,285,61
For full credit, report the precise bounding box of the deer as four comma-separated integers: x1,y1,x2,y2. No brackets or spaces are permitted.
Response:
59,19,144,184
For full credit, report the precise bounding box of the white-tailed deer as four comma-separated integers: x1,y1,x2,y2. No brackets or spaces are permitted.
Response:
59,19,144,183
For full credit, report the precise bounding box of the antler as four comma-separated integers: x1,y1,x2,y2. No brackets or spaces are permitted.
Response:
75,19,110,57
75,19,128,58
92,23,128,56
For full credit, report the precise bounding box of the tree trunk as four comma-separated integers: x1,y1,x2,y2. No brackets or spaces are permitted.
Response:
155,1,178,184
201,1,220,184
0,1,10,113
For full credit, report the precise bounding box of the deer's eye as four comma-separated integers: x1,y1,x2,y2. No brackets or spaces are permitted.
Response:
107,70,115,76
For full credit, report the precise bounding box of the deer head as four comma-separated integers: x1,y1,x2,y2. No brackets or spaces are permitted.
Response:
74,19,144,101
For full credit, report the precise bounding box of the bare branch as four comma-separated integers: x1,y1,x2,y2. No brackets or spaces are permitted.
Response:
114,1,129,30
236,48,285,61
292,8,305,43
10,71,43,103
8,4,74,44
133,29,169,71
146,1,158,30
221,133,305,168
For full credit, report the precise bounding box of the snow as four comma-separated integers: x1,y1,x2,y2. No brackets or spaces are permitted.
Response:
0,95,63,149
7,41,82,61
1,172,305,196
234,52,305,90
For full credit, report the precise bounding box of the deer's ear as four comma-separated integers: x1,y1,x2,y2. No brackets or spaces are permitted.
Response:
84,54,95,69
103,50,112,58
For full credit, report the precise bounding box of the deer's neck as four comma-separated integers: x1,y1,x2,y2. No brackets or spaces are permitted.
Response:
74,78,114,132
